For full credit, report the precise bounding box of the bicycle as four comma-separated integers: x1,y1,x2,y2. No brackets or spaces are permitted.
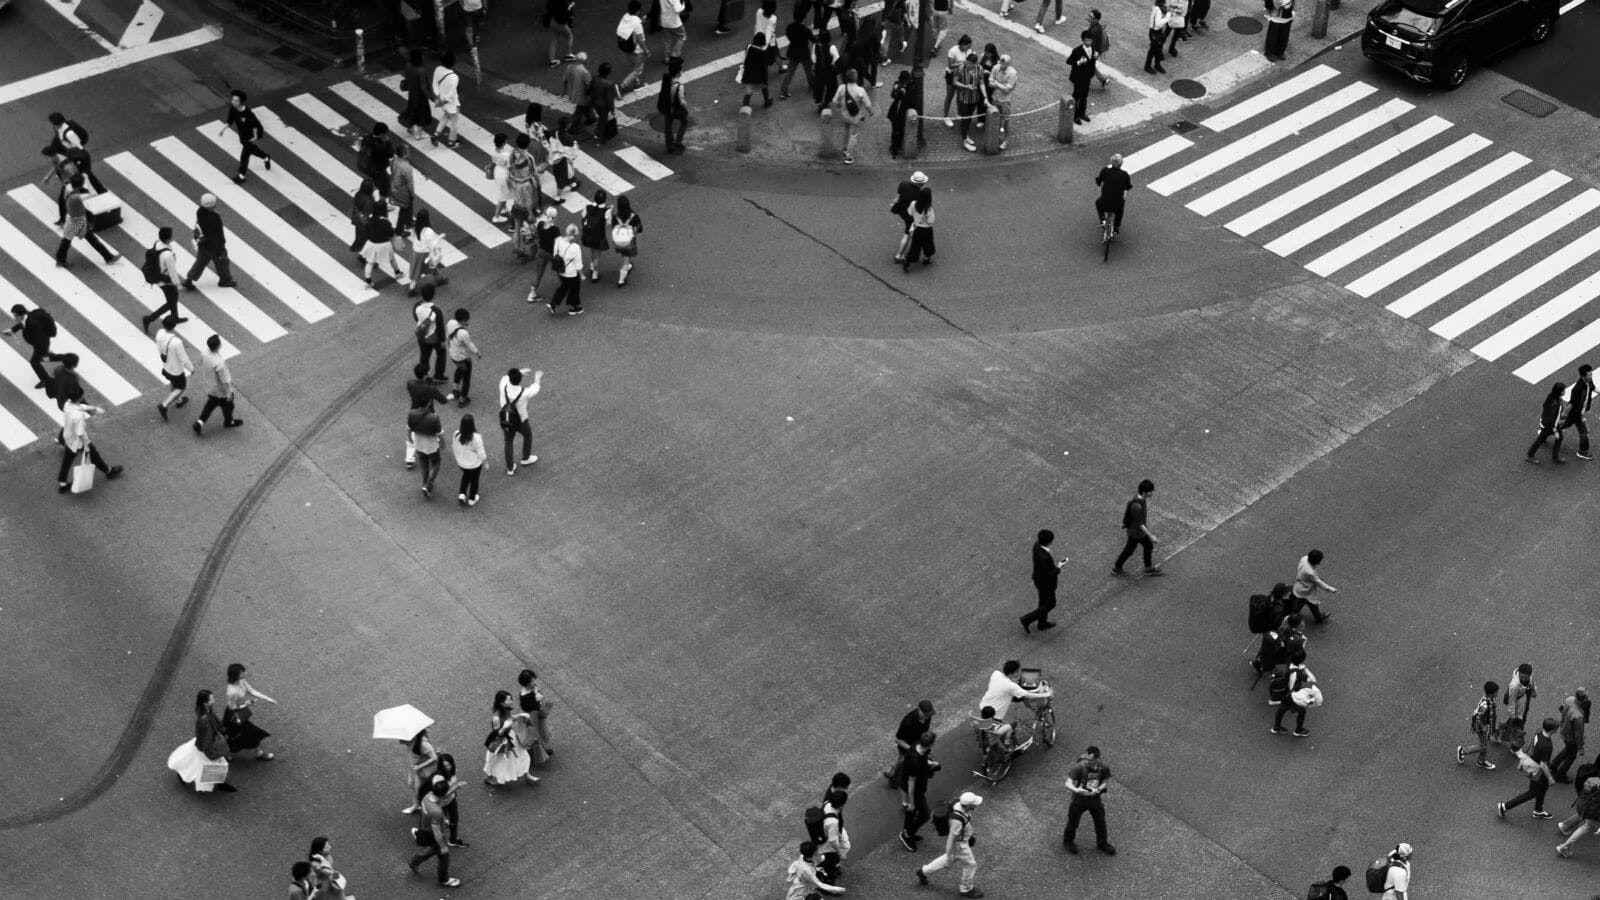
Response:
970,679,1056,783
1100,208,1115,262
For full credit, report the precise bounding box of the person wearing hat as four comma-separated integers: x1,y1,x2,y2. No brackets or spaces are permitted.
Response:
1379,843,1411,899
1552,689,1590,783
890,171,928,263
915,792,983,897
183,193,236,290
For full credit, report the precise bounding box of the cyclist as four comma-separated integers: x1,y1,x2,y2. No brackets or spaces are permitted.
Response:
979,660,1051,748
1094,153,1132,237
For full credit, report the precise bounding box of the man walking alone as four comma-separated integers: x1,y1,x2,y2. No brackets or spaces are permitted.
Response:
1020,528,1063,633
1062,745,1116,855
1111,479,1163,577
182,194,237,290
6,303,62,390
192,334,244,435
914,791,984,897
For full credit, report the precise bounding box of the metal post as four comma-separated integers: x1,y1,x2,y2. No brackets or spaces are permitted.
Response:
1311,0,1328,38
981,104,1002,154
467,23,483,82
736,105,752,152
354,28,366,73
1057,96,1073,143
903,110,920,160
910,0,930,148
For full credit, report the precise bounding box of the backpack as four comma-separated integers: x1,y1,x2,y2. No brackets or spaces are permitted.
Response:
499,385,525,430
1093,24,1110,53
23,308,57,344
67,120,89,145
1280,630,1306,661
141,245,165,284
1256,631,1284,669
932,800,965,837
1268,664,1291,705
414,304,443,342
1306,881,1332,900
803,805,827,843
1364,857,1394,893
1248,594,1276,634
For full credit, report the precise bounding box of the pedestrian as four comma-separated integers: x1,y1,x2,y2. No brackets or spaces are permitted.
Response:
219,90,273,183
407,209,447,291
988,54,1017,149
308,837,354,898
192,334,244,435
180,194,236,290
1020,528,1064,633
563,53,595,129
140,226,184,334
453,414,487,507
414,285,448,381
1144,0,1169,74
1288,549,1338,622
391,145,417,236
359,205,412,289
898,732,941,850
618,2,651,92
5,303,62,390
548,0,576,66
930,0,952,47
489,133,514,223
525,206,562,303
406,360,452,470
513,692,551,770
518,669,555,752
349,178,377,253
223,662,278,762
1061,745,1117,854
444,309,480,407
887,71,913,158
167,689,236,792
1564,365,1595,459
741,34,775,107
496,367,542,477
43,112,105,193
430,754,468,845
952,51,982,152
548,224,586,315
914,791,983,898
548,117,582,194
1500,717,1559,820
1307,865,1351,900
289,861,317,900
1087,10,1112,86
1457,680,1500,770
1552,690,1589,783
1264,0,1293,61
401,48,435,139
1269,649,1317,736
484,690,538,785
780,11,816,99
49,352,84,409
786,842,845,898
883,0,910,60
56,397,124,493
55,174,120,269
1095,153,1132,235
755,0,780,60
1164,0,1188,54
429,53,462,148
1067,32,1100,124
659,0,688,59
608,195,643,286
1111,478,1163,577
400,728,439,814
1500,663,1537,747
901,187,935,271
593,63,622,143
816,789,851,883
1033,0,1065,31
409,397,444,498
855,15,883,87
1556,776,1600,857
1375,843,1411,900
408,777,463,888
885,700,935,788
357,122,396,201
580,190,612,282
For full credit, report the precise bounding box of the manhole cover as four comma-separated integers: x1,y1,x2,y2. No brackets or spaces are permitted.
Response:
269,45,301,60
1503,89,1558,118
1170,120,1200,135
1229,14,1264,34
1170,79,1206,99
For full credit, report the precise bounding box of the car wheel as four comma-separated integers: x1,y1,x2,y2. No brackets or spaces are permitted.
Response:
1530,12,1555,42
1441,55,1469,90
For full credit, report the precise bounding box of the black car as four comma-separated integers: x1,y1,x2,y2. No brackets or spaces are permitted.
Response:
1361,0,1558,89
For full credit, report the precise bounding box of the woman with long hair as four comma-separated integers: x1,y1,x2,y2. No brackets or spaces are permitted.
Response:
579,189,611,283
657,58,689,154
608,195,644,287
408,209,447,293
518,668,555,754
452,414,486,507
483,690,536,787
400,727,439,814
401,48,435,139
308,837,353,898
166,689,236,792
489,132,514,223
223,662,277,761
902,186,935,272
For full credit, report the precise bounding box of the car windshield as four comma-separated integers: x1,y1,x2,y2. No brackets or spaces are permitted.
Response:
1376,0,1451,34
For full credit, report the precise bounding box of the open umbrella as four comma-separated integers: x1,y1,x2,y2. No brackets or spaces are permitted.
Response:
373,704,434,741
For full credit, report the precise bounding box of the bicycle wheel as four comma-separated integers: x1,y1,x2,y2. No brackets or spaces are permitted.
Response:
1038,705,1057,747
983,744,1013,783
1102,216,1112,262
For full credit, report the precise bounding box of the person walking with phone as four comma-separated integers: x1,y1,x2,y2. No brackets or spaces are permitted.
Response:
1111,479,1162,577
898,731,939,850
1500,717,1559,820
1061,746,1116,855
1020,529,1063,633
498,367,543,476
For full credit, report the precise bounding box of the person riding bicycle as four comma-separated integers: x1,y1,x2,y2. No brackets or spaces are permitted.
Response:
1094,153,1132,236
978,660,1051,749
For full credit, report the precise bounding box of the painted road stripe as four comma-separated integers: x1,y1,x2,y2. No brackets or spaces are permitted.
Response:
0,212,160,385
1514,299,1600,383
1474,269,1600,362
1123,135,1193,175
1199,64,1340,132
0,383,37,448
119,0,164,48
11,186,241,360
1264,134,1490,257
1189,99,1411,217
499,82,643,128
1347,171,1570,298
0,272,137,409
613,146,674,181
1150,83,1375,196
1228,116,1451,237
107,153,335,324
152,138,376,304
322,84,500,206
1306,152,1530,277
0,27,220,107
1430,222,1600,340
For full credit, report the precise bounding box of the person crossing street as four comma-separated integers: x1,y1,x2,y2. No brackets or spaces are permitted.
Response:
182,194,237,290
1061,745,1117,855
914,791,984,897
1563,365,1594,460
1111,478,1162,577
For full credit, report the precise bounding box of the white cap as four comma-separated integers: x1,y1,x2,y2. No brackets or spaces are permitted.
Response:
958,792,983,807
1395,842,1413,858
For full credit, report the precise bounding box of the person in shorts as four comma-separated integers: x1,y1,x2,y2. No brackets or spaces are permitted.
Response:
155,314,191,421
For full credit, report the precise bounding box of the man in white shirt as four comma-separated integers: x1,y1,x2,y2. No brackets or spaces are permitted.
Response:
141,227,187,335
155,314,192,421
429,52,462,148
57,398,123,492
658,0,687,60
498,367,543,475
988,55,1017,149
979,660,1051,746
192,333,243,434
1381,842,1411,900
617,2,650,91
1291,549,1338,624
915,792,983,897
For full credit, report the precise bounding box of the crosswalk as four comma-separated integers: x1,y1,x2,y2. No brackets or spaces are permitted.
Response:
0,79,674,452
1126,64,1600,387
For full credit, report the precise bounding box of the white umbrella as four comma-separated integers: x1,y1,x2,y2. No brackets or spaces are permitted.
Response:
373,704,434,741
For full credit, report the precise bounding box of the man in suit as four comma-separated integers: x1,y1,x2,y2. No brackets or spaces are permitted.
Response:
182,194,236,290
1021,528,1063,633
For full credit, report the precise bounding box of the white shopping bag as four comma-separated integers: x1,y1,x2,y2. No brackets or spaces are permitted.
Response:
70,450,95,494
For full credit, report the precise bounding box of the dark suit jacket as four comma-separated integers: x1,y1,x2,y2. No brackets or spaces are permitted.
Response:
194,206,227,253
1032,542,1058,589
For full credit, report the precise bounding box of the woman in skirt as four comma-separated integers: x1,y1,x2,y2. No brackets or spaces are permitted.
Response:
167,689,237,792
579,190,611,283
902,186,935,271
508,133,539,220
518,668,555,753
360,210,412,289
223,662,278,761
54,174,119,268
400,728,439,814
483,690,536,787
489,133,514,224
609,195,643,286
308,836,355,899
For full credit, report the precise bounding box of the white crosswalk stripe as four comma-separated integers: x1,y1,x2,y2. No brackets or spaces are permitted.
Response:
1129,69,1600,386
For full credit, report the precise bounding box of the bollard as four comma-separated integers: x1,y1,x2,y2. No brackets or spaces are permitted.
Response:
432,0,446,46
354,28,366,73
736,105,752,152
818,107,838,159
1311,0,1328,37
1057,96,1074,144
903,110,920,160
468,24,483,83
982,105,1003,155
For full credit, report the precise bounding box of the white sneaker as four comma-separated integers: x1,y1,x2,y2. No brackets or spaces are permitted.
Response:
1034,22,1044,32
944,117,954,127
468,496,478,507
1056,15,1068,23
520,455,538,465
507,466,516,476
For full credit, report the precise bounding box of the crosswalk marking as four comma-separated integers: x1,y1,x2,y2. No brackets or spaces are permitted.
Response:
107,153,336,325
1122,135,1193,175
1515,310,1600,383
1200,65,1340,132
613,146,674,182
1150,83,1376,196
10,186,242,361
1188,99,1412,217
320,85,501,207
1304,151,1531,277
1430,222,1600,340
1387,191,1600,318
0,362,38,447
1348,171,1571,299
1473,269,1600,363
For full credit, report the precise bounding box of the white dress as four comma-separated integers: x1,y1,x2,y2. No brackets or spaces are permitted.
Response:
492,146,514,206
483,714,530,784
167,739,222,792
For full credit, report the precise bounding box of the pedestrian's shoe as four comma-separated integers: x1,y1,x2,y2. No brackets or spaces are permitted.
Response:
1270,726,1288,734
1111,567,1129,578
1559,844,1574,858
1038,621,1057,630
963,138,977,152
1063,840,1079,854
1553,457,1567,464
1534,810,1554,819
448,838,470,847
944,117,954,127
107,465,123,480
1144,66,1155,74
959,889,985,898
1034,22,1044,32
215,782,237,792
548,303,559,314
1020,616,1032,634
441,878,462,888
714,25,732,33
218,280,238,288
1143,565,1165,576
405,459,417,470
468,496,478,507
224,418,244,428
193,421,204,435
1169,47,1178,56
914,866,929,886
1097,842,1117,855
507,466,517,476
1293,729,1311,737
521,455,538,465
264,155,273,170
1579,452,1595,460
1056,15,1068,22
1526,455,1540,464
1497,802,1508,818
57,481,69,494
568,307,585,316
181,279,196,291
1477,760,1496,770
1155,65,1168,74
458,493,468,506
527,291,540,304
1456,745,1466,765
158,403,169,422
900,831,916,851
523,773,540,784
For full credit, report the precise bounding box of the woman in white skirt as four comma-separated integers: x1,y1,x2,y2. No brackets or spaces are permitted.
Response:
483,690,536,787
167,689,236,793
360,212,412,289
400,728,439,814
489,133,514,224
608,194,644,286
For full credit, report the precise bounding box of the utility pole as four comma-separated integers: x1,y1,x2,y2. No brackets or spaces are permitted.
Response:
910,0,931,148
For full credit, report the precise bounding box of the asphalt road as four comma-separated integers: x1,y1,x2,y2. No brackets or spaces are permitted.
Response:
1492,2,1600,117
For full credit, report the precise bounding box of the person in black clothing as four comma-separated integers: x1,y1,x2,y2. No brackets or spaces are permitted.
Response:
779,11,816,99
220,90,273,183
887,70,913,158
182,194,237,289
1062,745,1116,855
1563,365,1594,460
1500,717,1559,819
889,170,925,262
6,303,63,389
1066,33,1099,124
1094,153,1132,235
884,700,934,789
1527,381,1568,464
898,733,941,851
49,353,84,410
1111,478,1162,577
1309,865,1351,900
1021,528,1064,633
361,123,396,200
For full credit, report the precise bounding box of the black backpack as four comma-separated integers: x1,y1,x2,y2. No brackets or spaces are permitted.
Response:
931,799,963,837
1248,594,1276,634
68,120,89,145
23,308,57,344
1306,881,1333,900
618,32,636,53
1364,857,1394,893
499,385,525,430
141,245,165,284
1574,761,1598,795
1268,664,1292,705
803,805,827,843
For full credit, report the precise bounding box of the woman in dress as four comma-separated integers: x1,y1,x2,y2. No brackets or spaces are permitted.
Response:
223,662,278,761
518,668,555,754
308,836,354,899
359,209,411,289
902,186,935,272
608,195,643,287
54,174,119,269
401,727,439,814
489,133,514,224
507,133,538,221
453,414,486,508
167,689,236,792
401,48,435,140
483,690,536,787
579,190,611,283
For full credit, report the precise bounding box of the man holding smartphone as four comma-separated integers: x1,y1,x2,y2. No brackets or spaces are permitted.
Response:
1062,746,1117,855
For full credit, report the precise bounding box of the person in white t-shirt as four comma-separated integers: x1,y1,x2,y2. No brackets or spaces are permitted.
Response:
658,0,687,59
452,414,487,506
617,2,650,92
1382,842,1411,900
978,660,1051,746
497,367,543,475
784,841,844,899
429,53,462,148
155,314,192,421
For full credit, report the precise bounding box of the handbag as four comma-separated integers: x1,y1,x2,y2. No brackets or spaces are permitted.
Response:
483,160,496,180
198,760,229,784
70,449,95,493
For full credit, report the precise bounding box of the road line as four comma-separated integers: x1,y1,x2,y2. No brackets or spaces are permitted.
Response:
0,386,37,448
151,138,376,304
613,145,674,181
1305,151,1530,277
0,27,221,107
1122,135,1192,174
1228,116,1451,237
955,0,1156,98
106,152,335,324
118,0,164,48
321,84,500,206
1474,269,1600,362
1514,304,1600,383
38,0,118,53
1200,64,1340,131
1149,83,1375,196
1559,0,1585,13
11,186,242,360
1430,222,1600,339
1189,99,1411,217
1388,190,1600,318
1264,133,1489,257
1347,171,1570,298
